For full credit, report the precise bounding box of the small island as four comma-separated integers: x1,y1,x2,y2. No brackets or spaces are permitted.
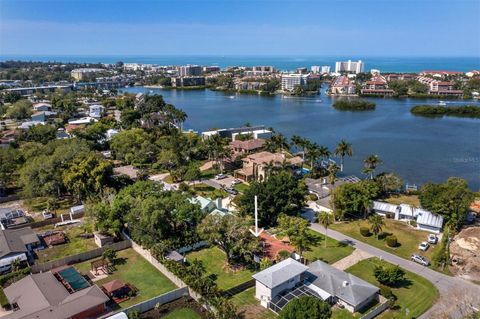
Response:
332,99,376,111
410,105,480,118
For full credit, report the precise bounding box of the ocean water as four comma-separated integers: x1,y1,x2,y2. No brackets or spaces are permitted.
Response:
121,86,480,190
1,55,480,72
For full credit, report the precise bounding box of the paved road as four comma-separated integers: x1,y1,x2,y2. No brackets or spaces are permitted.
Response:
310,223,480,318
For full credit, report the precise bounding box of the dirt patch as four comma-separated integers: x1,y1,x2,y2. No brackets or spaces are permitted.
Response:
450,226,480,282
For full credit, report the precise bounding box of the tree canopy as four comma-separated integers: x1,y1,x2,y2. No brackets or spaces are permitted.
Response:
279,296,331,319
237,172,308,227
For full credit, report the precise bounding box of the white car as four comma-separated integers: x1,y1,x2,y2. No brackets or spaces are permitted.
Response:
214,174,227,180
231,179,242,185
411,254,430,266
418,242,430,251
427,234,438,244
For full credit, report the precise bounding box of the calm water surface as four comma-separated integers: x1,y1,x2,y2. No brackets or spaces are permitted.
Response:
122,87,480,190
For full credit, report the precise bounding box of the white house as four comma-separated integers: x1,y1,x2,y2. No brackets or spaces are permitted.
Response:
372,201,444,233
89,105,105,118
33,102,52,112
416,209,444,234
252,258,309,308
252,258,380,314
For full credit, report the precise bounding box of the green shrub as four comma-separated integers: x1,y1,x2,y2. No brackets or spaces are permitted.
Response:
0,267,30,287
333,99,376,111
0,288,9,308
360,227,370,237
409,220,417,227
279,296,331,319
379,284,394,299
386,235,398,247
374,264,406,287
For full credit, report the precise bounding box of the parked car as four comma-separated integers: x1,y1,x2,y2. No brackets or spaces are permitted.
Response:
225,187,238,195
418,242,430,251
411,254,430,266
215,174,227,180
427,234,438,244
231,179,242,185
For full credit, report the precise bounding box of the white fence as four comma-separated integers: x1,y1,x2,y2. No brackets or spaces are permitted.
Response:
360,296,389,319
117,287,188,316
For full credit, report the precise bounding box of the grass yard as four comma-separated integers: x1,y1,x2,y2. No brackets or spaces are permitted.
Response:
191,183,227,199
186,246,255,291
331,308,361,319
230,287,277,319
302,229,355,264
385,194,420,207
346,258,439,319
75,248,177,309
160,308,202,319
233,183,250,193
330,219,439,262
36,226,98,263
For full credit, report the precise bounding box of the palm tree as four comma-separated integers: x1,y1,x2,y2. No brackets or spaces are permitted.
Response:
363,154,383,179
273,133,289,153
327,163,339,185
319,145,331,164
11,258,22,272
264,160,275,180
334,140,353,172
291,135,306,160
368,214,385,239
306,142,321,169
317,211,333,248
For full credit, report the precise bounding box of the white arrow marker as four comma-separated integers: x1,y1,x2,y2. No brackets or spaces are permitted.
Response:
249,195,264,237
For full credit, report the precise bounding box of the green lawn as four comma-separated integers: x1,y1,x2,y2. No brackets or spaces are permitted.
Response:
330,219,440,263
36,226,98,263
186,246,255,291
230,287,277,319
233,183,250,193
302,229,355,264
346,258,439,319
385,194,420,207
75,248,177,309
331,308,360,319
161,308,202,319
192,183,228,199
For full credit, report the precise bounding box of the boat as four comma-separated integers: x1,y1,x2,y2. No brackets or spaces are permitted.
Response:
229,96,235,99
438,101,447,106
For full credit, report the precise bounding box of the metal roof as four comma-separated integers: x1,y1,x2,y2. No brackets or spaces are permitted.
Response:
416,209,444,229
372,201,398,214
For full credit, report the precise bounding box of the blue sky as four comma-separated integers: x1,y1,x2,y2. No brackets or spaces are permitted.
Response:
1,0,479,57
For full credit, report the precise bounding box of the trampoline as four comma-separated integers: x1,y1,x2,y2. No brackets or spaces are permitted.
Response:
57,267,90,291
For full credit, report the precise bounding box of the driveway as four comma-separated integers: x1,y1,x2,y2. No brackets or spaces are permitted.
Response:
310,223,480,318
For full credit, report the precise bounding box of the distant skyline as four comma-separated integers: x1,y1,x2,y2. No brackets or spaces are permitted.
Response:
1,0,480,57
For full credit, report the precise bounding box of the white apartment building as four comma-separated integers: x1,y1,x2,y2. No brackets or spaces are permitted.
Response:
311,66,321,73
281,74,309,91
335,60,365,74
321,66,331,74
178,65,203,76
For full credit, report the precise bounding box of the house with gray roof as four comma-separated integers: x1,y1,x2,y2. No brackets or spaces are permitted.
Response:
3,271,109,319
0,227,40,273
252,258,309,307
305,260,379,312
252,258,379,313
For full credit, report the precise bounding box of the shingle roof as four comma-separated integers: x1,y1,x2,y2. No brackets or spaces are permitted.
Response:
0,227,39,258
252,258,308,289
306,260,379,307
4,272,109,319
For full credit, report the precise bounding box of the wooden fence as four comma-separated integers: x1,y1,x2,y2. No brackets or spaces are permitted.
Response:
31,240,131,273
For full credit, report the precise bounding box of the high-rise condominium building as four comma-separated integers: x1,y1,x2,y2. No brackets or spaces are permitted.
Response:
178,65,203,76
335,60,365,74
281,74,309,91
